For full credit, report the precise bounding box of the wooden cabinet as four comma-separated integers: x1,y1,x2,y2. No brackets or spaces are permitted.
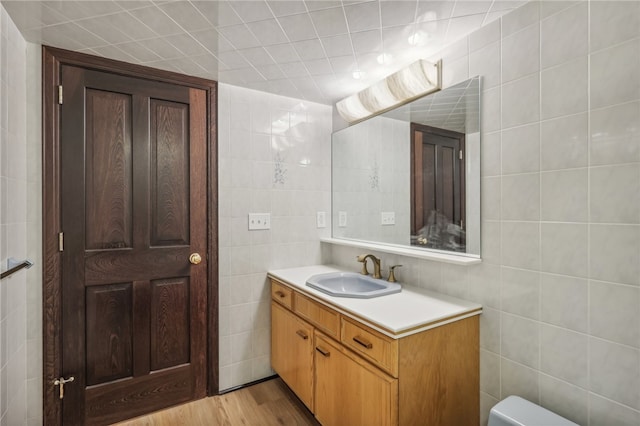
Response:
270,278,479,426
294,292,340,339
271,280,294,309
315,332,398,426
271,302,314,410
341,316,398,377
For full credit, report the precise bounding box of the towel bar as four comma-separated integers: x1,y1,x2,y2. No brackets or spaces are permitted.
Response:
1,258,34,280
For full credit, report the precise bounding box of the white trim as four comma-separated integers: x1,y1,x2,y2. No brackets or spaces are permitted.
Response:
320,237,482,265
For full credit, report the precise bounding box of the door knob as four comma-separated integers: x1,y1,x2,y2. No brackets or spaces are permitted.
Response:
189,253,202,265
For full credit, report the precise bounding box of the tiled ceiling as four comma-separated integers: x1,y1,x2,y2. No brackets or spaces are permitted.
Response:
1,0,523,105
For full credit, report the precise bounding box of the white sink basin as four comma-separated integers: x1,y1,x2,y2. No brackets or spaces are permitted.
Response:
306,272,401,298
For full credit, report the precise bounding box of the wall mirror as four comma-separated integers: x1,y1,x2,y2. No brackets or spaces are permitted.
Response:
332,76,481,258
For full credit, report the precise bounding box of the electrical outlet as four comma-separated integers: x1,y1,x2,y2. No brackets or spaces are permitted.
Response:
338,211,347,227
316,211,326,228
248,213,271,230
381,212,395,225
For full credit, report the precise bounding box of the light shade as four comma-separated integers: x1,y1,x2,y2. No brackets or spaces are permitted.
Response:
336,59,441,123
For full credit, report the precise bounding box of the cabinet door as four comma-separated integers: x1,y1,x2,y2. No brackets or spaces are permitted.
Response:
315,333,398,426
271,302,314,410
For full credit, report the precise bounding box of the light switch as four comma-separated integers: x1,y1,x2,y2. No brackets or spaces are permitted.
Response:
317,211,326,228
338,211,347,227
381,212,395,225
248,213,270,230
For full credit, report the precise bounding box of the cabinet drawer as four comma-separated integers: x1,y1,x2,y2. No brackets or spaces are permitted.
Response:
341,317,398,377
271,280,293,309
294,293,340,338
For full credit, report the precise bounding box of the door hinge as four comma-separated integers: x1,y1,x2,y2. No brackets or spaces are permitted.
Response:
58,85,63,105
58,232,64,252
459,150,463,160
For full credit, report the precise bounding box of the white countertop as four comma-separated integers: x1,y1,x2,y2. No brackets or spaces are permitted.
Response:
268,265,482,339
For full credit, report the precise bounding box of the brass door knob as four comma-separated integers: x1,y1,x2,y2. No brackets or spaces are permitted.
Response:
189,253,202,265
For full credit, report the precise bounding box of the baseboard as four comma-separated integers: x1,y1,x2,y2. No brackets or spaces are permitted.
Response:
217,374,279,395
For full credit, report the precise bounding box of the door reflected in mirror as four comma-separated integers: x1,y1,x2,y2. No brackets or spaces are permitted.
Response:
411,124,466,252
332,76,481,257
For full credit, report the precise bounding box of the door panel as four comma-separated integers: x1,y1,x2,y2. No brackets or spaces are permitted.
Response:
150,99,190,246
440,144,455,220
60,64,207,425
150,278,190,371
85,366,192,425
85,89,133,250
85,283,133,386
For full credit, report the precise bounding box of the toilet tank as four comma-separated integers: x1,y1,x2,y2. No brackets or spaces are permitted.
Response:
489,396,579,426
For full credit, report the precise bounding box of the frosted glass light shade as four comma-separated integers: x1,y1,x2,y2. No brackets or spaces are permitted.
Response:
336,59,441,123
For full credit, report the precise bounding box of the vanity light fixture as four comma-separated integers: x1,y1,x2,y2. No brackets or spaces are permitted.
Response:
376,53,393,64
336,59,442,124
408,30,429,46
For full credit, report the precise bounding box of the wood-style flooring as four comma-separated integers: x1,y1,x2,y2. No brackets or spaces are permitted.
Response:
112,378,320,426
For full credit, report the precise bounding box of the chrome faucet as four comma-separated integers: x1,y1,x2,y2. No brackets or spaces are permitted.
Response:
356,254,382,279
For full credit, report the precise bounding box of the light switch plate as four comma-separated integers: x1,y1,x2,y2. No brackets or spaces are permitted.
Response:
317,211,326,228
248,213,270,230
338,211,347,227
381,212,395,225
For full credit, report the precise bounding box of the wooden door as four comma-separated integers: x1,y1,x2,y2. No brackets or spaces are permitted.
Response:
59,64,208,425
411,124,465,249
314,333,397,426
271,302,314,410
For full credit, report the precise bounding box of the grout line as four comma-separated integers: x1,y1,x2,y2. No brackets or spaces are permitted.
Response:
586,1,592,422
497,10,504,402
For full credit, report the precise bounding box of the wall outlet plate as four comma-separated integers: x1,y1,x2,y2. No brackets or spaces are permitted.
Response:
248,213,270,230
381,212,395,226
317,211,326,228
338,211,347,227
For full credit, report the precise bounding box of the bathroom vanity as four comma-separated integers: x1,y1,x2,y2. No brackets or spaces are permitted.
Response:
268,265,482,426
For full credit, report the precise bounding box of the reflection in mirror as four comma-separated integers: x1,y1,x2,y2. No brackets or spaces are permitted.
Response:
332,76,480,257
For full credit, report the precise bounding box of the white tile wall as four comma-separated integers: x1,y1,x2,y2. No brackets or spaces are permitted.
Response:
218,83,332,390
0,1,638,424
327,2,640,424
0,5,41,425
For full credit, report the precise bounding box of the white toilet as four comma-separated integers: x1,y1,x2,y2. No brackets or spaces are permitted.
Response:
489,396,579,426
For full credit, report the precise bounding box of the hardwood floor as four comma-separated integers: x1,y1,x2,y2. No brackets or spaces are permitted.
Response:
112,378,320,426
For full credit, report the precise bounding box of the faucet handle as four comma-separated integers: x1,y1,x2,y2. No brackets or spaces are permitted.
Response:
356,254,369,275
387,265,403,283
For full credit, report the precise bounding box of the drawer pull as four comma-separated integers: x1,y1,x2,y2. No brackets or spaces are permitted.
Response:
353,335,373,349
316,346,330,357
296,330,309,340
274,290,286,298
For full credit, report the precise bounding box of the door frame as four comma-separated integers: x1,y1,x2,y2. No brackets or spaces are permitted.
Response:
42,46,219,425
